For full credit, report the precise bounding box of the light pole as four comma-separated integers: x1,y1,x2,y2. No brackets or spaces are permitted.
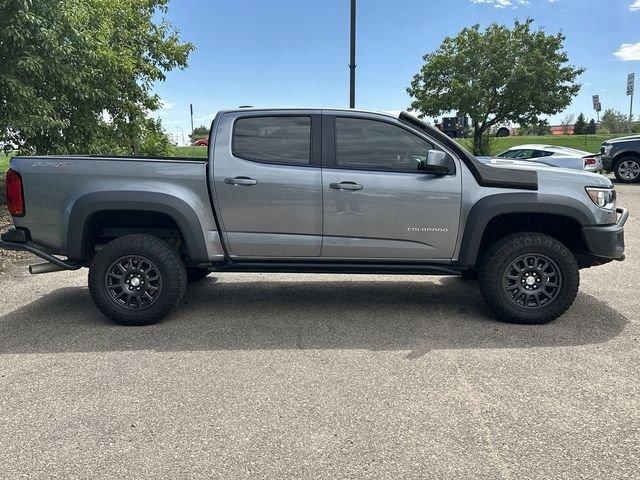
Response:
176,127,185,146
349,0,356,108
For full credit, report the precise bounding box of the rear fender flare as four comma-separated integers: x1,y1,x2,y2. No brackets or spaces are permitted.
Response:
67,191,209,262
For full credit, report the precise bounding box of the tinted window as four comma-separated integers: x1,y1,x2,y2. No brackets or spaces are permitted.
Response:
499,149,536,159
335,117,439,172
233,116,311,165
533,150,554,158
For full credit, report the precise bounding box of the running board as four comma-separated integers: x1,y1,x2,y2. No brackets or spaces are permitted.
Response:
210,261,461,275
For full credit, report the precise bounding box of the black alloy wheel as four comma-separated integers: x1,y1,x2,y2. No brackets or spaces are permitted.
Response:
105,255,163,309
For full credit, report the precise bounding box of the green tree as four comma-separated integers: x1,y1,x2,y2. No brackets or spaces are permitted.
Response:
407,19,584,154
585,119,597,135
574,113,587,135
190,125,210,144
600,109,630,134
0,0,194,154
519,119,551,136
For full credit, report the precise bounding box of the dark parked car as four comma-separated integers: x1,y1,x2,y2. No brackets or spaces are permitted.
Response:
601,136,640,183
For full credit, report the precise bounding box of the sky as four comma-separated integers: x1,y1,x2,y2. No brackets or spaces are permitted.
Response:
152,0,640,144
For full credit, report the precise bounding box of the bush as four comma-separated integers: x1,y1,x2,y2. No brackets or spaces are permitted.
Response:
518,120,551,136
138,119,172,156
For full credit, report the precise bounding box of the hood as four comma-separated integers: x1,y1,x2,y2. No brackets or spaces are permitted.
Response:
483,158,613,188
604,135,640,144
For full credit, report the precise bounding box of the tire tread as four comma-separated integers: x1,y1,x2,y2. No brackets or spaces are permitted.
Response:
88,234,187,326
478,232,579,324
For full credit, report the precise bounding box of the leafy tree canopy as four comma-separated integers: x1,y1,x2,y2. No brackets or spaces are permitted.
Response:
407,19,584,154
0,0,194,154
600,109,632,134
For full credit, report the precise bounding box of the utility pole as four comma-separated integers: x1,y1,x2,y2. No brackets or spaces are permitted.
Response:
349,0,356,108
190,104,194,138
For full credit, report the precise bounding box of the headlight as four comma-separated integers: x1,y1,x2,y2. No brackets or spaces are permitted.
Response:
586,187,616,210
602,144,613,156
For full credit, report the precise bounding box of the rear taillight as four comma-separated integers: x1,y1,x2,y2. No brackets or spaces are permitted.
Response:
584,157,597,167
5,169,25,216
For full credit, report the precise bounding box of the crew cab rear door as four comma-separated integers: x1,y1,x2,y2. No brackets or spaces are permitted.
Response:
211,111,323,258
320,112,462,260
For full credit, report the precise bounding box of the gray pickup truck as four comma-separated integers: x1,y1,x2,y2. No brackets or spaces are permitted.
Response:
1,109,628,326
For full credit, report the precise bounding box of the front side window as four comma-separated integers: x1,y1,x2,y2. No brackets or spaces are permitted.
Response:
335,117,450,173
233,116,311,165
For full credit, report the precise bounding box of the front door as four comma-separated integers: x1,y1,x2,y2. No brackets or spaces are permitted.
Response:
321,114,462,260
212,112,322,258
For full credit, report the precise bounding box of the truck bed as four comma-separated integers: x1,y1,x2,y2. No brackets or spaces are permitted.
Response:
9,155,218,260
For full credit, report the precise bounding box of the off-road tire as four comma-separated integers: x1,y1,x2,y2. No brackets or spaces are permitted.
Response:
478,232,579,324
186,267,210,283
614,156,640,183
88,234,187,326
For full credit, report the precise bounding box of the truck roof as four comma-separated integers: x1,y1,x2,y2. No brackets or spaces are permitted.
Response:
217,106,408,119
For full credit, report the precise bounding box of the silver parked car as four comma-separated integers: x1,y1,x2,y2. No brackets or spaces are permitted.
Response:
494,144,603,173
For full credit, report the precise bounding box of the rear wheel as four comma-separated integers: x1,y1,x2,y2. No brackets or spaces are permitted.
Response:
614,157,640,183
88,234,187,326
478,232,579,324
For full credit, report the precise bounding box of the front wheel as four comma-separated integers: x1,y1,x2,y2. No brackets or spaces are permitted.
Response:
614,157,640,183
478,232,579,324
88,234,187,326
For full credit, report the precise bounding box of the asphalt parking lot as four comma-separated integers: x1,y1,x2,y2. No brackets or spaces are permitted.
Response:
1,184,638,479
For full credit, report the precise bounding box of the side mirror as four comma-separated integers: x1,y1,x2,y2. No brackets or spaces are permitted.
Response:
419,150,452,175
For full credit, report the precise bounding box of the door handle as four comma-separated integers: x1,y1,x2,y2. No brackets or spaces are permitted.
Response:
330,181,363,191
224,176,257,186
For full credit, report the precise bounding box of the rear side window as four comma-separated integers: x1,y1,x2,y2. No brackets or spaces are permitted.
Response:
233,116,311,166
533,150,554,158
335,117,437,172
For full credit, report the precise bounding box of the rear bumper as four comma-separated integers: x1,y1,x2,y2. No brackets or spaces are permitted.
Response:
582,208,628,260
0,229,82,270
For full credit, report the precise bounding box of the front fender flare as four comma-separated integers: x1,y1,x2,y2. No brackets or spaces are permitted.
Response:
455,193,595,268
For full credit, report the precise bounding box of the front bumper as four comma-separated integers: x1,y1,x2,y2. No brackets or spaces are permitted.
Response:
582,207,628,260
602,155,614,172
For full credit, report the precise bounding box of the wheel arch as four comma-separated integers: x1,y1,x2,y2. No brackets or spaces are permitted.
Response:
496,127,510,137
67,191,210,262
613,149,640,166
456,193,594,268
